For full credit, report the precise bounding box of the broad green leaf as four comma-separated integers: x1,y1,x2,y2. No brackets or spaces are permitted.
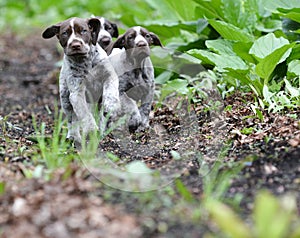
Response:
249,33,290,60
264,0,300,12
143,0,180,21
288,59,300,77
155,71,174,85
206,39,236,55
164,0,198,21
255,43,295,81
208,19,255,42
193,0,224,20
233,42,257,64
188,49,248,71
278,8,300,23
206,200,251,238
222,0,258,31
288,60,300,77
226,68,263,96
256,19,283,33
142,21,200,39
288,44,300,62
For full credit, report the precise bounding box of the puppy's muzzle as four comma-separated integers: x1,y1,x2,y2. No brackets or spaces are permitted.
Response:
100,36,111,48
67,40,87,56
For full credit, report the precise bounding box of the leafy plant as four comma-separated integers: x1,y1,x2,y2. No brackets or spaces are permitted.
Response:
206,191,300,238
32,110,77,172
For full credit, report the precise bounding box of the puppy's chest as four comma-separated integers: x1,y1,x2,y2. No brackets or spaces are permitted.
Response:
63,48,102,79
124,69,149,85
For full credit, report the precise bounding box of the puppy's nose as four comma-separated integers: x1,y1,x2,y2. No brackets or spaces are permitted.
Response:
100,36,111,47
137,41,147,47
70,41,82,50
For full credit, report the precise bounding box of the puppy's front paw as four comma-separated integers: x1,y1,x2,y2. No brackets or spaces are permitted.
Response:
128,113,142,133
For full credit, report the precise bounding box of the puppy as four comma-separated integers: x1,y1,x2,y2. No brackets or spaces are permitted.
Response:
107,26,162,132
42,17,120,142
96,17,119,50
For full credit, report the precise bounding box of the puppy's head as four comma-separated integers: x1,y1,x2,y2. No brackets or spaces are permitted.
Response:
42,17,100,57
96,17,119,49
108,26,162,60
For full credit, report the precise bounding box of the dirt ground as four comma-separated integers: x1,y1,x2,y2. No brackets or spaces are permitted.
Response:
0,30,299,237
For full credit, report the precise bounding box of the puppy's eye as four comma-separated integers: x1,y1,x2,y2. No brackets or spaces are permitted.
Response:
127,35,134,40
145,34,151,38
62,31,68,37
81,29,88,34
106,26,112,31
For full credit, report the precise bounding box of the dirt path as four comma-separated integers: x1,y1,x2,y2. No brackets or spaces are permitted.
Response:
0,31,299,237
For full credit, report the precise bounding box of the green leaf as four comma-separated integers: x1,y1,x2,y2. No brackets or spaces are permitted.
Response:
241,127,254,135
233,42,257,64
142,21,200,39
288,44,300,62
160,78,189,101
175,179,194,202
163,0,198,21
263,85,276,103
106,152,120,162
222,0,258,31
0,182,5,195
249,33,290,60
288,59,300,77
188,49,248,71
264,0,300,12
278,8,300,24
255,43,295,82
126,161,152,174
206,39,236,55
284,78,300,97
256,19,283,33
254,191,295,238
208,19,255,42
226,68,263,96
170,150,181,160
206,200,251,238
193,0,224,20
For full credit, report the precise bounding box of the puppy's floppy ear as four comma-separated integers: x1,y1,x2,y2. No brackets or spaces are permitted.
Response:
42,24,60,39
106,34,125,55
88,18,101,45
111,22,119,38
113,34,126,49
149,32,163,47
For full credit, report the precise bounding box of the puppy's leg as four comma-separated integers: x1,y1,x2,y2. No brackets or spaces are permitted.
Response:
92,59,121,122
68,77,98,137
120,93,141,132
138,59,155,130
60,77,81,142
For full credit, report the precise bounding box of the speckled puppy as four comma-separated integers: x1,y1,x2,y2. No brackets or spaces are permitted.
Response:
107,26,162,132
42,17,120,142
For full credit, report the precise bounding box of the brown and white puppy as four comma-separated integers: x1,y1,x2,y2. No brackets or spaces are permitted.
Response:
96,17,119,50
107,26,162,132
42,17,120,142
